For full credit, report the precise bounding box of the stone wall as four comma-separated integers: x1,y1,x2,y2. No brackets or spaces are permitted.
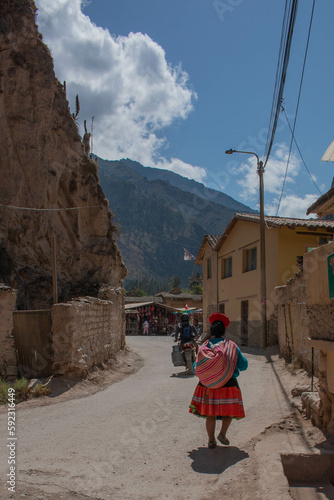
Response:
276,272,318,374
0,285,17,378
304,243,334,434
52,291,125,377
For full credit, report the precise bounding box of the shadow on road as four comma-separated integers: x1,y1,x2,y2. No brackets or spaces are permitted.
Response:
188,446,249,474
170,372,196,379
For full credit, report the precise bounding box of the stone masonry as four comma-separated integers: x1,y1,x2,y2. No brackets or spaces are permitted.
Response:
52,291,125,377
276,272,318,374
0,284,17,378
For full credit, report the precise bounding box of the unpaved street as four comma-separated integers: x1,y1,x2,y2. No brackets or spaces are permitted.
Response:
0,336,327,499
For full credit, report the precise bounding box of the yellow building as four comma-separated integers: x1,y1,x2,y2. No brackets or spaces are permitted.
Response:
197,213,334,347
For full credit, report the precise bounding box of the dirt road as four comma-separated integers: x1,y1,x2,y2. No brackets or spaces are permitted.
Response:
0,336,328,499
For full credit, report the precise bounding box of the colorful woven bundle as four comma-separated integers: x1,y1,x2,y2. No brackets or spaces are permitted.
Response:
195,339,238,388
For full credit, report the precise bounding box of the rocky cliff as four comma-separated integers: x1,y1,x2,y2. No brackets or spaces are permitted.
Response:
0,0,127,309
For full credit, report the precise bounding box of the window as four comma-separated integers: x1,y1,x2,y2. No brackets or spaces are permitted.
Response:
243,247,257,272
319,237,331,245
221,257,232,279
207,258,212,279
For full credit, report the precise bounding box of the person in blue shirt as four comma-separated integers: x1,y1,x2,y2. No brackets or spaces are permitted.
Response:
189,312,248,449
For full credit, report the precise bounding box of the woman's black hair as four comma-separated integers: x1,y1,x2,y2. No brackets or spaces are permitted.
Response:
210,320,225,338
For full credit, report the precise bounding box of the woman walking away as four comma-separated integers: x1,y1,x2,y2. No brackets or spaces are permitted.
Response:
189,312,248,449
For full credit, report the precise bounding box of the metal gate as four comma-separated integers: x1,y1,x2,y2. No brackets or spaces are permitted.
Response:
13,310,53,378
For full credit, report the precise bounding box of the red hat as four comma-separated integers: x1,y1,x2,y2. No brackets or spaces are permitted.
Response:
209,312,230,327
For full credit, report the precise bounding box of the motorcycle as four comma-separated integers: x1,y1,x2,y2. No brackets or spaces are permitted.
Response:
171,338,197,374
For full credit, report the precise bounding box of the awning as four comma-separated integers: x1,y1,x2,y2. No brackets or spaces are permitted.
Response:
124,301,154,310
124,301,200,313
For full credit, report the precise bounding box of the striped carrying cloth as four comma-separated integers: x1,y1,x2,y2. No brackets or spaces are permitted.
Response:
195,339,238,388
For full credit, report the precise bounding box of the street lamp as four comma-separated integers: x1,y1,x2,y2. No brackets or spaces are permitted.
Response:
225,149,267,349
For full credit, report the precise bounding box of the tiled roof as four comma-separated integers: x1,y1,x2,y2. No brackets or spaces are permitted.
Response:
215,212,334,251
233,212,334,229
196,234,220,263
205,235,220,248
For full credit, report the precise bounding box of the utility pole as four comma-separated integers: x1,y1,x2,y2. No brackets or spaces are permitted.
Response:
225,149,267,348
51,234,58,304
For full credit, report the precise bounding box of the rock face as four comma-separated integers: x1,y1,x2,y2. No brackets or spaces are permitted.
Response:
0,0,127,309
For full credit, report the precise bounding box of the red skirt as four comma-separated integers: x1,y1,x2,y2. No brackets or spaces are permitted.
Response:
189,379,245,420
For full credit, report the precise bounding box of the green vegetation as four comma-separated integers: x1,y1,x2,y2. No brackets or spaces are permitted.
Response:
124,272,202,296
0,377,51,404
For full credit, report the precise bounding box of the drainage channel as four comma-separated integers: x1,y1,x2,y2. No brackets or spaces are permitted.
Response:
281,452,334,499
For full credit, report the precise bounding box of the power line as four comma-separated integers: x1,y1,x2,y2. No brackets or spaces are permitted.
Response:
281,104,322,195
0,203,99,211
276,0,316,215
264,0,299,168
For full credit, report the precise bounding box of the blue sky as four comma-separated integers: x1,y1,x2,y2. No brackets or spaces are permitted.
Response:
35,0,334,218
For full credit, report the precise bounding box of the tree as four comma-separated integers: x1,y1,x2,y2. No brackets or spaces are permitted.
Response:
168,274,181,290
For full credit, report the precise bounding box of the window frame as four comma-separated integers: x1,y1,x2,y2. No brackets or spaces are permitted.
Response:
207,257,212,279
243,246,257,273
221,256,232,279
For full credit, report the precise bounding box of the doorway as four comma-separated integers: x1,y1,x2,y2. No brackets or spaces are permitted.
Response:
240,300,248,346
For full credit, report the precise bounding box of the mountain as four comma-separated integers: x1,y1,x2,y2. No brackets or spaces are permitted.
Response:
97,158,256,290
121,158,252,212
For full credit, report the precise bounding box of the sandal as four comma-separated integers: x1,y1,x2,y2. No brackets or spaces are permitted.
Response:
217,433,230,446
208,440,217,449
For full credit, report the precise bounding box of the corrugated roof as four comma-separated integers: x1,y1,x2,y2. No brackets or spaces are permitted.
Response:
215,212,334,251
306,187,334,216
124,301,155,309
157,292,202,300
322,139,334,162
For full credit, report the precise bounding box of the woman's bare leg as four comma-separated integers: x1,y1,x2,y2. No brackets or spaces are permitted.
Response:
220,416,232,437
206,416,216,442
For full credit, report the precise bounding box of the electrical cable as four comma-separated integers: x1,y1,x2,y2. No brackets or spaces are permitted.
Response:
264,0,299,168
0,201,199,254
275,0,316,215
0,203,99,211
281,104,322,195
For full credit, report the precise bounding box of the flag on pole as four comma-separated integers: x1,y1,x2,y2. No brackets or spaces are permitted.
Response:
184,248,195,261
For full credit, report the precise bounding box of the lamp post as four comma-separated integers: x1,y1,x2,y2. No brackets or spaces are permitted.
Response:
225,149,267,349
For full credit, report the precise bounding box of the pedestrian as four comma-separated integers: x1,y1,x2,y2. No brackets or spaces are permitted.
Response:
189,312,248,449
143,319,149,335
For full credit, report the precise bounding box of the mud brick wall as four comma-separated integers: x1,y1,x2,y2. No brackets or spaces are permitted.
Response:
0,285,17,378
276,273,318,375
52,291,125,376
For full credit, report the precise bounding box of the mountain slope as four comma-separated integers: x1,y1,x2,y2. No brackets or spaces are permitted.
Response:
97,158,256,288
122,158,253,212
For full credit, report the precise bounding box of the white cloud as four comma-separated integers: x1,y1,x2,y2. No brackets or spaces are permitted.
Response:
233,143,320,218
266,194,319,219
236,144,302,199
35,0,205,181
156,158,207,183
